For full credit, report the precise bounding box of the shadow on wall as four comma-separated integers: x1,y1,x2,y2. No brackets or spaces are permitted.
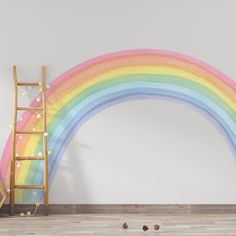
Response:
50,141,95,204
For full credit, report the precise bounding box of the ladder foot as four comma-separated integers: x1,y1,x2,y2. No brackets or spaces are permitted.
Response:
9,206,14,216
44,205,49,216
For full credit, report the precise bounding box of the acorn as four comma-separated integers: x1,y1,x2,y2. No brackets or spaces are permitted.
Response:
122,222,128,229
142,225,149,231
154,224,160,231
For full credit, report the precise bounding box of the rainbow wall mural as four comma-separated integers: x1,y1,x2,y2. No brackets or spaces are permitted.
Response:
1,49,236,203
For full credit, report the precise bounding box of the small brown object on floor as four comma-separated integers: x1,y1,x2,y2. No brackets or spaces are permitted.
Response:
142,225,149,231
122,222,128,229
154,224,160,231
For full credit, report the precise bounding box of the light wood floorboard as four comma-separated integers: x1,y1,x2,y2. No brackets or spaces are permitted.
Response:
0,213,236,235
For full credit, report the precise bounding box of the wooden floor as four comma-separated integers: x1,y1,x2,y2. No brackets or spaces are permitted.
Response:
0,213,236,235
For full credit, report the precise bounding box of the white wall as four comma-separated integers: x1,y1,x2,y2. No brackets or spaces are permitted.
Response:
1,0,236,203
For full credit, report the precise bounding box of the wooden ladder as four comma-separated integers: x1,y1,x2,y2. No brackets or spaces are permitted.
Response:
10,65,49,215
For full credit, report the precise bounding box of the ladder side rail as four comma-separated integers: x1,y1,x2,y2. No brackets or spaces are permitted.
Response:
10,65,18,215
42,65,49,215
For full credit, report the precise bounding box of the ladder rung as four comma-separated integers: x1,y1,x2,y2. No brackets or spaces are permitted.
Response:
15,185,45,190
17,107,44,111
16,131,44,134
16,157,45,161
17,82,41,86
